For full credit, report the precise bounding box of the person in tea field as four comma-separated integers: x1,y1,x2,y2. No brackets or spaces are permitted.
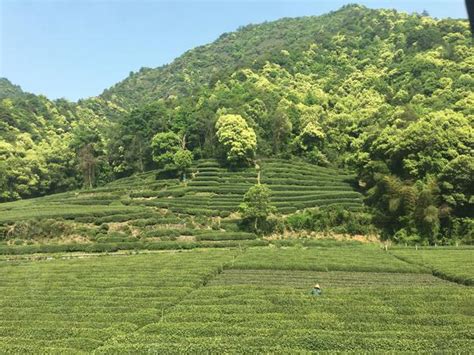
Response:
311,284,322,296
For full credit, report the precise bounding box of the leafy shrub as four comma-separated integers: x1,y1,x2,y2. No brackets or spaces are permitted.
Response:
4,219,73,240
285,206,377,235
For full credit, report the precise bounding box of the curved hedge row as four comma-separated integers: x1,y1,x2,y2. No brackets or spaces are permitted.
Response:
196,232,257,241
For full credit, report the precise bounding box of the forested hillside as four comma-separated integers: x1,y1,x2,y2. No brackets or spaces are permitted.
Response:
1,5,472,243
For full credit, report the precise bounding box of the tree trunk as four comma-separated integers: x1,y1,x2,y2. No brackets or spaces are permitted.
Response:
138,140,144,172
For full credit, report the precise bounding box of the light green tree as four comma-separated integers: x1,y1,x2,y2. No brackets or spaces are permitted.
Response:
296,121,325,152
173,149,193,181
215,114,257,165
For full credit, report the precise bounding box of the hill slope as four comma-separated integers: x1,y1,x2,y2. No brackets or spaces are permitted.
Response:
1,4,472,244
100,5,367,108
0,78,24,100
100,4,471,110
0,159,368,254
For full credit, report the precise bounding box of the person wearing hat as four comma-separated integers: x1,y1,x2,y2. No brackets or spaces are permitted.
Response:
311,283,322,296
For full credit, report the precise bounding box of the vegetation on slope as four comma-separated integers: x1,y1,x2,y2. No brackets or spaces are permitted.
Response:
0,159,372,254
0,5,472,243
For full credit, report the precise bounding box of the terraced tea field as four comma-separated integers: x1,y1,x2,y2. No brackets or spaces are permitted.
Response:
0,159,363,254
1,245,472,353
141,159,363,216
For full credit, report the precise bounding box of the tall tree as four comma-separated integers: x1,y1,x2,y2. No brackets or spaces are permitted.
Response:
240,184,276,232
77,144,97,189
151,132,181,170
271,105,292,154
215,114,257,166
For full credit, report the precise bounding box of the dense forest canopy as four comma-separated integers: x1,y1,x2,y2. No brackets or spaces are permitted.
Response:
0,5,472,243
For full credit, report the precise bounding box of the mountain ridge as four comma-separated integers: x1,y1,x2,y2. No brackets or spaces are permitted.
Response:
98,4,386,109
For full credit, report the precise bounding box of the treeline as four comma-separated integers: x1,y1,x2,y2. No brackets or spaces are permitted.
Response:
0,5,472,243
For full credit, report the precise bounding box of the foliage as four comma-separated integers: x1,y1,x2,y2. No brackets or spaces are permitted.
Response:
438,154,474,216
0,249,235,351
0,158,366,249
391,249,474,285
215,114,257,166
228,246,425,273
173,149,193,181
1,246,472,352
151,131,181,169
285,206,377,236
0,5,472,244
239,184,276,232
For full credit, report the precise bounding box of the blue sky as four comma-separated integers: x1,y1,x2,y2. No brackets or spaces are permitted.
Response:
0,0,468,101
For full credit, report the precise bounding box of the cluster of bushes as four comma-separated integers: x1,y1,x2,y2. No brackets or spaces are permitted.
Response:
129,191,161,198
130,188,188,199
0,249,235,352
0,206,139,225
391,249,473,285
0,157,375,248
140,228,203,240
217,220,240,232
188,180,220,187
94,232,138,243
229,246,424,273
141,229,184,239
392,218,474,246
273,199,364,212
237,204,376,236
0,219,73,241
121,284,473,352
284,206,377,236
168,207,231,218
65,199,118,206
271,238,365,248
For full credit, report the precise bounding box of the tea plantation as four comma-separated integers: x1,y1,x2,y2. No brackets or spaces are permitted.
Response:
0,159,364,254
391,248,474,285
0,159,472,352
0,245,472,353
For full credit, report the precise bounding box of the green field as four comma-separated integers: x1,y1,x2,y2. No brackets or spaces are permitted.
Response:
391,248,474,285
0,159,471,353
1,5,472,352
1,245,472,353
